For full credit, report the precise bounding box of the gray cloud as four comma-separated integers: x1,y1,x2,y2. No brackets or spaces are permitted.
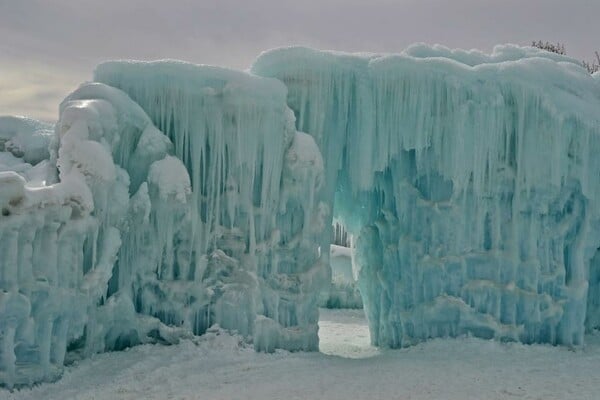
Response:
1,0,598,121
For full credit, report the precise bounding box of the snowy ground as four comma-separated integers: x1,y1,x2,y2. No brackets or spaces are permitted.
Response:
5,309,600,400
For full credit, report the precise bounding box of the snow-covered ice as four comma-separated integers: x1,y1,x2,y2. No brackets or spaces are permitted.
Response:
0,116,53,166
2,43,600,388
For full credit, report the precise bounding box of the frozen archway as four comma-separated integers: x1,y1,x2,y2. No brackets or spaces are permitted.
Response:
251,45,600,348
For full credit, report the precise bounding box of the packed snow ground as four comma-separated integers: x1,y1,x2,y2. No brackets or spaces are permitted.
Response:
6,309,600,400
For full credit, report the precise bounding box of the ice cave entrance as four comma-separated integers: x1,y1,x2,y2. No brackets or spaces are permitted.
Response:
318,224,378,358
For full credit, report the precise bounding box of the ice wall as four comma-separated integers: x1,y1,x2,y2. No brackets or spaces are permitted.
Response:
252,45,600,347
94,61,328,352
0,84,190,388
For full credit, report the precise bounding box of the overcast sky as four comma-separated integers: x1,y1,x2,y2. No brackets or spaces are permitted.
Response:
1,0,598,121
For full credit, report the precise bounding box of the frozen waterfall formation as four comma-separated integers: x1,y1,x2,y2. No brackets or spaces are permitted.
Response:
2,44,600,387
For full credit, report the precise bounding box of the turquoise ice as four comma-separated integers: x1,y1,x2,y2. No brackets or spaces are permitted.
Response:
1,44,600,387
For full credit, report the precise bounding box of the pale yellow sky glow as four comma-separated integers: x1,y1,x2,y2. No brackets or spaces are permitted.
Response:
1,61,86,122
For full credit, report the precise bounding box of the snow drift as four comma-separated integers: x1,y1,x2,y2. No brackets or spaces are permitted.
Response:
1,44,600,387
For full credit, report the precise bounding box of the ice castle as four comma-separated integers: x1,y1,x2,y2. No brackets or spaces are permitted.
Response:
1,44,600,387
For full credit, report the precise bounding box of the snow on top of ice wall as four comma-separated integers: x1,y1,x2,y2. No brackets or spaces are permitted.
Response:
96,59,287,101
402,43,583,66
254,43,583,69
0,115,54,165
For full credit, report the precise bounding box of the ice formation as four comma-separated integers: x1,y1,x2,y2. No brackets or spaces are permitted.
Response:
252,45,600,348
322,244,363,309
0,60,328,387
94,61,327,354
0,82,194,387
2,44,600,387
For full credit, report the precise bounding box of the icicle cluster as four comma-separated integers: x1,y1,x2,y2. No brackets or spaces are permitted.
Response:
94,61,327,351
